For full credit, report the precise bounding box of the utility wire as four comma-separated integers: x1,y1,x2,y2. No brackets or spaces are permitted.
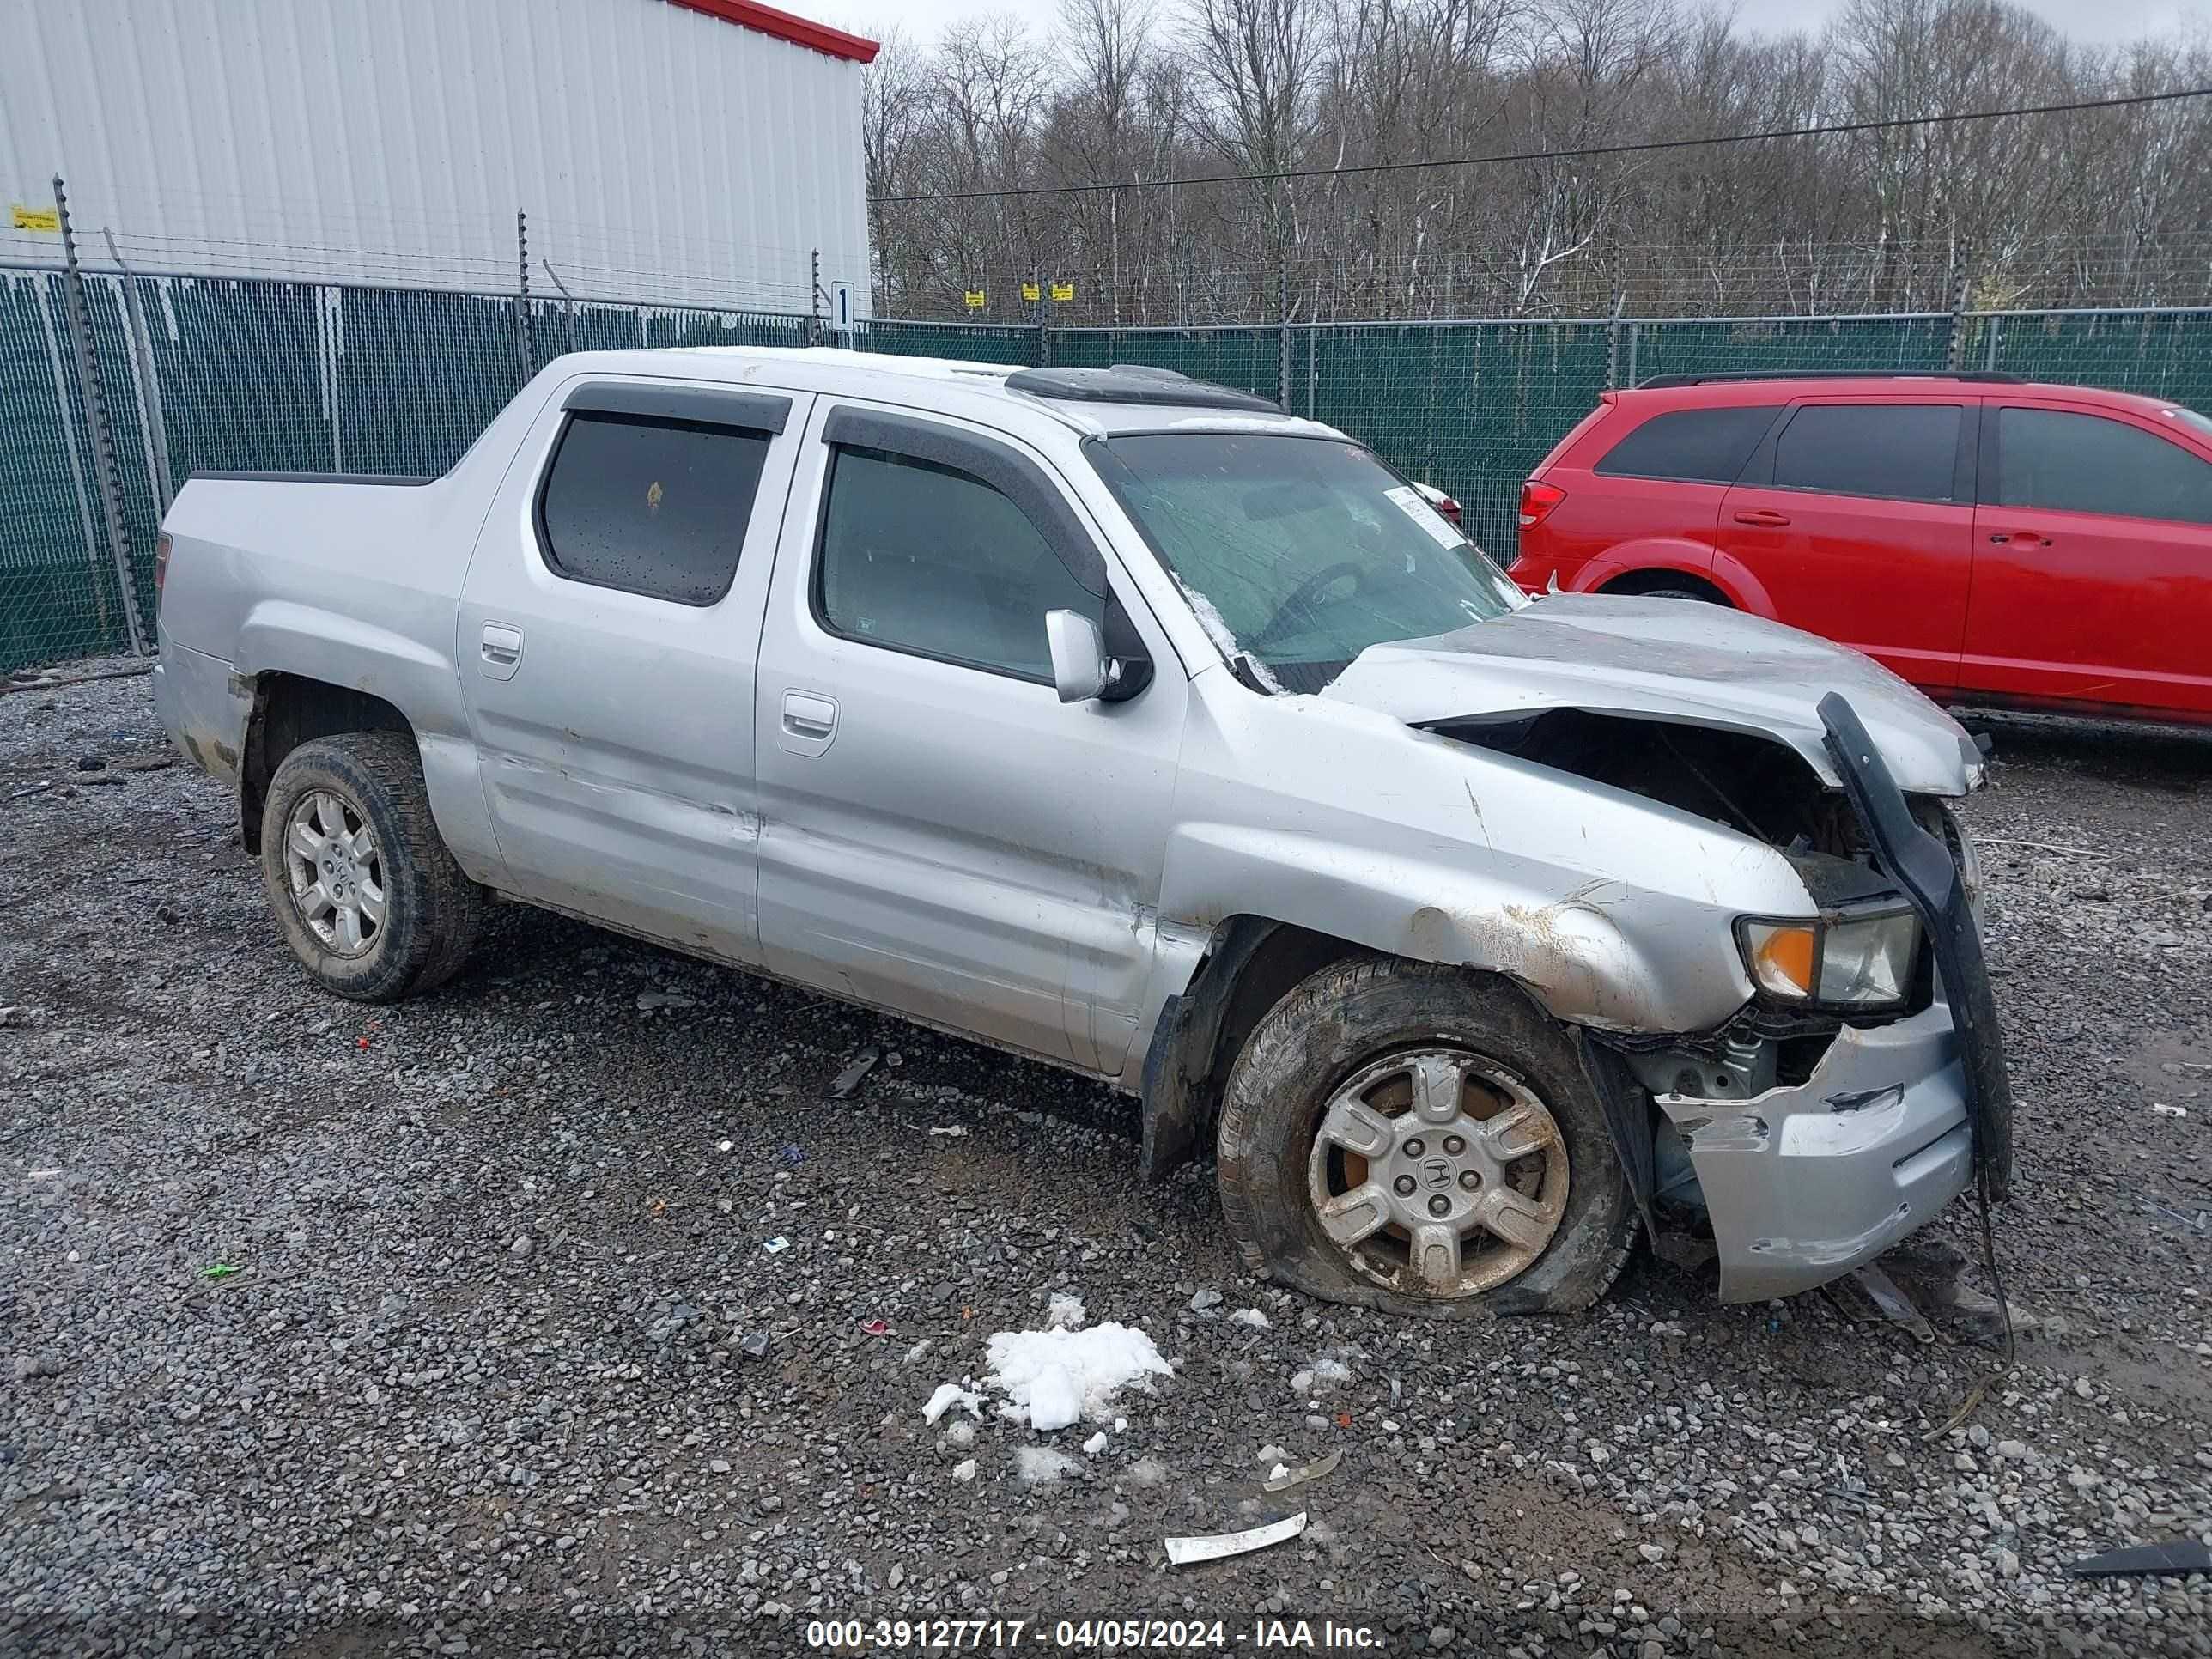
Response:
878,84,2212,204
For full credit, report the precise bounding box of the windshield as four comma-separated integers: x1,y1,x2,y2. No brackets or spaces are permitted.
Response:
1096,432,1525,692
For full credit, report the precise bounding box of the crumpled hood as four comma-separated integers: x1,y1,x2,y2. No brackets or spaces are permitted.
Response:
1319,592,1981,794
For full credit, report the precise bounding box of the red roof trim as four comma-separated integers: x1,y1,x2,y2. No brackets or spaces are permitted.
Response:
665,0,879,63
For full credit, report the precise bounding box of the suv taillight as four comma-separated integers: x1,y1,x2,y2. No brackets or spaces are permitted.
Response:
153,531,172,601
1518,479,1565,529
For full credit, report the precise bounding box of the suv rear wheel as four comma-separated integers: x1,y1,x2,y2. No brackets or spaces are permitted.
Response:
258,732,483,1001
1217,959,1637,1316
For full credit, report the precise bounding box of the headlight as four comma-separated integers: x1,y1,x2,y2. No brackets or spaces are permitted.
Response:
1737,909,1920,1007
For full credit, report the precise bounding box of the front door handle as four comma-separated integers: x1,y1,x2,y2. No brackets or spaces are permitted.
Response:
479,622,524,680
1988,530,2051,547
1732,508,1792,527
778,690,838,756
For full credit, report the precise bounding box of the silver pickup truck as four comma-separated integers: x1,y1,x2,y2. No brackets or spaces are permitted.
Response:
153,350,2011,1317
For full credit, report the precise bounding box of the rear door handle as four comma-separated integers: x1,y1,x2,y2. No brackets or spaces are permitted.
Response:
779,690,838,756
1988,530,2051,547
1732,508,1791,527
479,622,524,681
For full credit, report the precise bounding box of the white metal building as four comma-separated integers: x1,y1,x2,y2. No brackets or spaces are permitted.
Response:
0,0,878,315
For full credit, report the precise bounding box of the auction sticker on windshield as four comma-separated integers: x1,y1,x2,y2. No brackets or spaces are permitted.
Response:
1383,483,1466,548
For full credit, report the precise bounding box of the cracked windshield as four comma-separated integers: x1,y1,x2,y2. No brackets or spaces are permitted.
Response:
1100,433,1525,692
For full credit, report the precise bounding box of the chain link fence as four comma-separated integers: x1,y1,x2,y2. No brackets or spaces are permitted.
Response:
6,258,2210,673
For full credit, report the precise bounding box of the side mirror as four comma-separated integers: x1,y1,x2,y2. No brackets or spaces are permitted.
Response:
1045,609,1109,702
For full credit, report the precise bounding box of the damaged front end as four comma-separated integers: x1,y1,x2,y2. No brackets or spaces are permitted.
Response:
1421,693,2012,1304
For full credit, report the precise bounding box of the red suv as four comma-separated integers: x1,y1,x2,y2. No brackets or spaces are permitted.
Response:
1510,372,2212,725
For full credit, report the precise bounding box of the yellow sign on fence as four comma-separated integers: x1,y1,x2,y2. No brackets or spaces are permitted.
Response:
1050,282,1075,302
10,205,60,233
1021,281,1041,302
963,289,987,310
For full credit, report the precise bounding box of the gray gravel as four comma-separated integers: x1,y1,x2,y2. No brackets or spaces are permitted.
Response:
3,661,2209,1657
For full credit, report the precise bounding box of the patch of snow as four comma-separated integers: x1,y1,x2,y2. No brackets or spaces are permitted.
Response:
1124,1455,1170,1487
942,1419,976,1449
1015,1447,1085,1486
904,1339,933,1364
1173,580,1284,692
1027,1364,1082,1433
1082,1430,1109,1458
1311,1357,1353,1387
984,1321,1173,1430
1046,1292,1086,1330
922,1382,982,1425
1231,1307,1271,1329
952,1458,977,1483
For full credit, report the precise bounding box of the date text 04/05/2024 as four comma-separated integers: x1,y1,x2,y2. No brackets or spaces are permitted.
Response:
802,1618,1385,1650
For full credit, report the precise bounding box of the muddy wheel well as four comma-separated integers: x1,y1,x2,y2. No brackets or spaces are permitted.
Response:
1601,569,1730,605
239,673,414,853
1139,919,1368,1181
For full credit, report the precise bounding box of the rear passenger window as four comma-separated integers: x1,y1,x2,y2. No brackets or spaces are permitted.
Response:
817,445,1099,680
538,412,770,605
1771,404,1960,502
1593,407,1778,483
1996,407,2212,525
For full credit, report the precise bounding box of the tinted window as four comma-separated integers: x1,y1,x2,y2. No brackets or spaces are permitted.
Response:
1771,404,1960,502
1595,406,1778,483
817,446,1098,679
1997,407,2212,525
538,412,770,605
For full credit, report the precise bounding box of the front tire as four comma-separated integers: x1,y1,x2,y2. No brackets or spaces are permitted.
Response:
258,732,483,1002
1217,959,1637,1316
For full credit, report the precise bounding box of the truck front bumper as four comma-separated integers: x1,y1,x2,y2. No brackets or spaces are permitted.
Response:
1656,991,1976,1303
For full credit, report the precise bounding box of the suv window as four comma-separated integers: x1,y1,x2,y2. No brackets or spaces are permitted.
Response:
1771,404,1960,502
538,412,770,605
1594,406,1778,483
817,445,1099,680
1996,407,2212,525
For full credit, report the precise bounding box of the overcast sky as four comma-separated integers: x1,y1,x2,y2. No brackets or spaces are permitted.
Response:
802,0,2206,51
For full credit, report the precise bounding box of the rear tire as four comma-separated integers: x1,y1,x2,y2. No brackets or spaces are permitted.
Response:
1638,584,1725,605
258,732,483,1002
1217,959,1636,1317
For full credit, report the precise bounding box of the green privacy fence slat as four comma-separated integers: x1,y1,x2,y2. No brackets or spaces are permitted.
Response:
1623,313,1954,386
859,318,1037,364
6,268,2212,674
1304,320,1613,563
1966,308,2212,413
1050,327,1282,401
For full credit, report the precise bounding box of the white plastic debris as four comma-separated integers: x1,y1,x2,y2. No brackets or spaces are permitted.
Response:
985,1320,1173,1429
716,1139,734,1153
1047,1292,1087,1330
927,1125,969,1137
903,1339,933,1364
2151,1103,2189,1118
761,1236,790,1255
951,1458,977,1483
922,1382,983,1425
1164,1511,1307,1566
635,991,696,1011
1016,1446,1085,1486
1083,1430,1109,1458
943,1419,976,1449
1231,1307,1272,1329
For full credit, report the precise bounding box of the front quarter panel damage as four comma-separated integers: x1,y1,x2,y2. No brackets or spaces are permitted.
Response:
1157,682,1809,1037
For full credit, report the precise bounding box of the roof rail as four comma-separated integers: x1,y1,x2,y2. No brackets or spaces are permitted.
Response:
1003,364,1281,411
1633,369,2025,390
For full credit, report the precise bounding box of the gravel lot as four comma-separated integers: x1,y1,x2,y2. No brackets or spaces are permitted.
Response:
3,661,2209,1658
